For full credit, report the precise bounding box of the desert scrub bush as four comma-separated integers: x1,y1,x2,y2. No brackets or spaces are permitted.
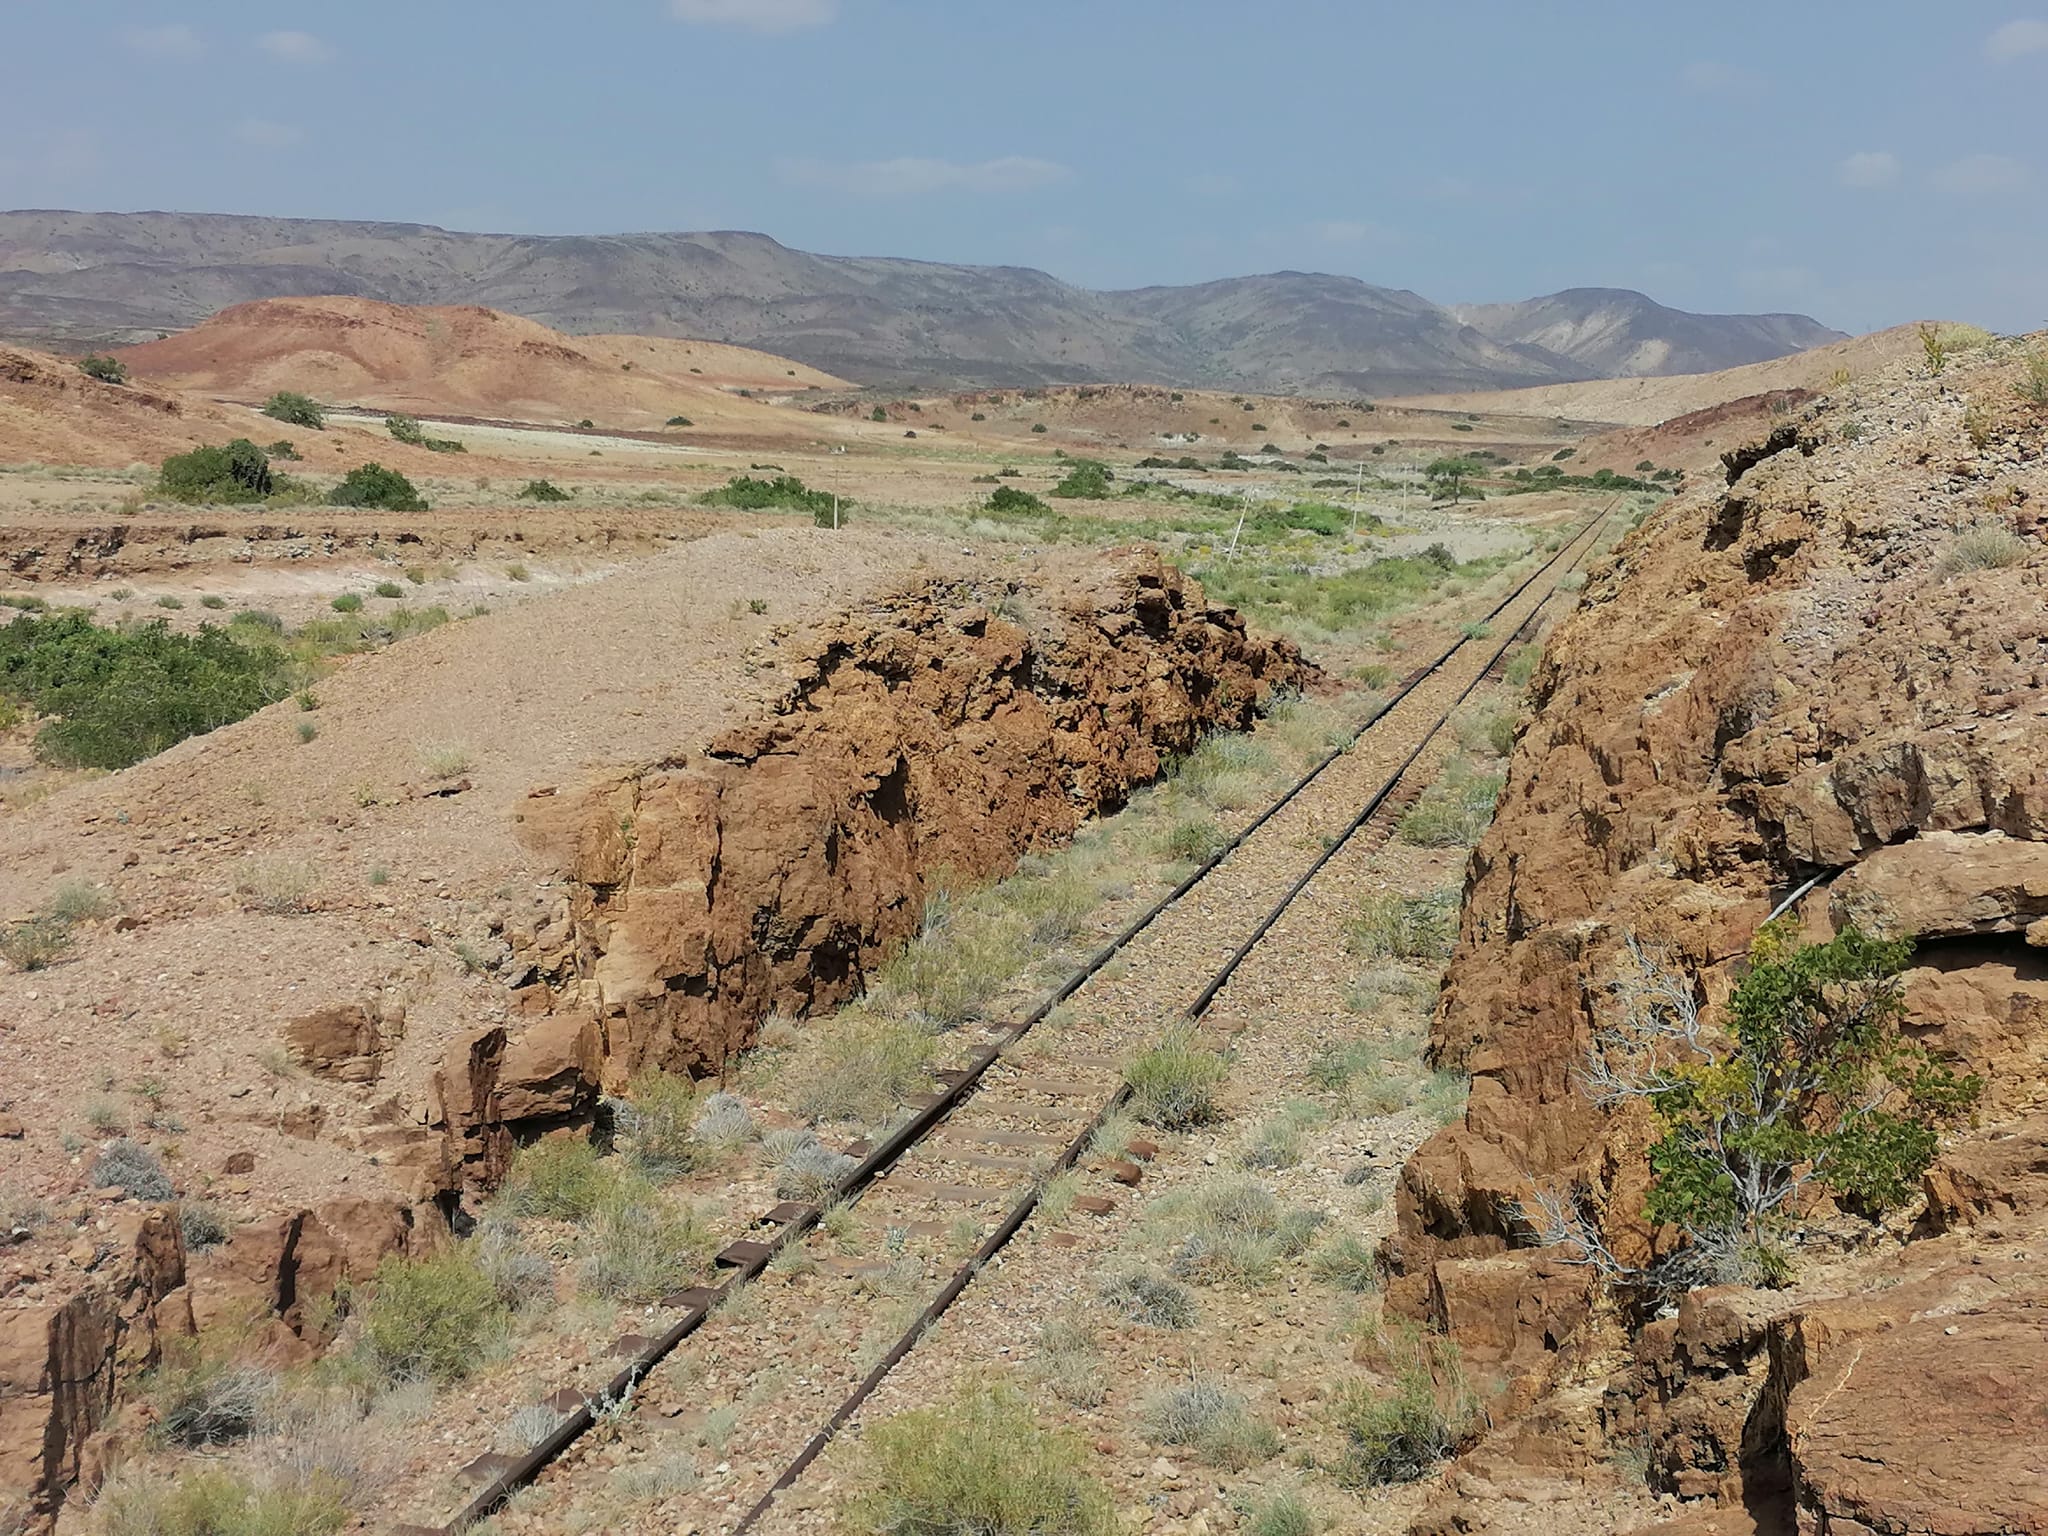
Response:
1454,699,1518,759
329,592,363,613
373,580,404,599
330,463,427,511
1939,521,2030,574
697,473,836,518
1503,645,1539,690
691,1089,756,1152
1125,1027,1228,1130
1240,1487,1315,1536
1569,925,1980,1284
418,741,472,777
772,1131,858,1203
359,1249,507,1382
1309,1231,1380,1292
263,391,326,430
93,1466,350,1536
1048,458,1114,499
234,858,317,914
474,1220,556,1310
1237,1100,1323,1170
90,1138,174,1199
517,477,571,501
781,1008,936,1128
1160,811,1225,864
882,888,1027,1026
1144,1379,1280,1470
1035,1317,1107,1407
985,484,1050,515
1,916,72,972
1145,1179,1322,1286
1099,1266,1197,1328
1335,1331,1475,1487
580,1179,715,1302
143,1337,276,1446
501,1136,608,1221
1348,887,1458,963
179,1200,230,1252
157,439,276,504
79,353,129,384
608,1070,708,1179
1174,732,1270,810
1001,861,1107,946
845,1381,1118,1536
1397,758,1503,847
2015,350,2048,408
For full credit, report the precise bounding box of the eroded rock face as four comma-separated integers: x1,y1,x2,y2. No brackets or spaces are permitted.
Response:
1387,339,2048,1526
518,554,1311,1084
0,1209,187,1525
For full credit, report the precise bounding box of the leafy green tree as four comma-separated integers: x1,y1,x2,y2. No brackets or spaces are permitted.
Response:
385,414,426,445
78,354,129,384
1049,460,1113,499
263,391,325,430
157,440,274,504
1424,456,1482,503
330,464,427,511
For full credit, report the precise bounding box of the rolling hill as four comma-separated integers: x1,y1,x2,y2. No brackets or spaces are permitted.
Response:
0,209,1844,394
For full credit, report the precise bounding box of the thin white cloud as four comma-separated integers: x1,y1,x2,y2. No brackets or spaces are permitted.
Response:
235,118,304,150
258,30,333,63
1837,151,1901,188
1931,152,2029,196
669,0,836,33
1679,59,1762,95
775,155,1069,198
1986,18,2048,59
121,23,203,56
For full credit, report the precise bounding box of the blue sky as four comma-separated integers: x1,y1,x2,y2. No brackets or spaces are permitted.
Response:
2,1,2044,333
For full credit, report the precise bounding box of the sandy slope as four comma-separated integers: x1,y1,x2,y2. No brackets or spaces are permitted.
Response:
1384,324,1927,426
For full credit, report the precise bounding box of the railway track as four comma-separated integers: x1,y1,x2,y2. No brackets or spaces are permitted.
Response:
402,504,1618,1535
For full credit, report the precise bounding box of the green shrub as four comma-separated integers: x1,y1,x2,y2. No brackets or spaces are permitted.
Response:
1397,759,1503,847
199,594,228,610
359,1250,506,1382
870,405,888,422
1161,812,1225,864
1144,1379,1279,1470
2015,350,2048,409
985,485,1049,515
501,1137,608,1222
143,1338,274,1446
329,463,427,511
385,414,426,446
579,1177,715,1302
1335,1339,1472,1487
1125,1028,1227,1129
79,353,129,384
1348,888,1458,962
2,916,73,971
0,609,291,769
782,1008,936,1128
1940,522,2030,574
609,1070,706,1179
1099,1267,1197,1328
266,439,301,460
697,473,835,517
846,1382,1118,1536
1030,422,1048,433
1309,1232,1380,1292
158,440,275,504
1241,1487,1314,1536
517,478,571,502
374,581,404,599
90,1138,173,1199
1143,1179,1321,1286
330,593,363,613
666,415,693,427
262,391,325,430
1049,460,1113,499
94,1466,348,1536
1238,1101,1322,1170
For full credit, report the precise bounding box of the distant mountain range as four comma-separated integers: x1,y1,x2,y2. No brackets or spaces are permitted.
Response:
0,210,1847,394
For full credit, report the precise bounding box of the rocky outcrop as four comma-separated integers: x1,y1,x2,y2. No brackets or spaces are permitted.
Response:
514,554,1310,1087
0,1209,188,1525
1386,337,2048,1526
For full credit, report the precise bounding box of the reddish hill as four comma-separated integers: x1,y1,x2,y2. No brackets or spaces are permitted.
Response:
116,297,850,430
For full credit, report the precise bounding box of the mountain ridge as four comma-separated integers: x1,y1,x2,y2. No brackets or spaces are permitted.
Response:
0,209,1847,393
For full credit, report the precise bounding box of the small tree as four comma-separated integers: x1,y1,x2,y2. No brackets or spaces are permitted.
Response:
385,414,426,446
79,354,129,385
1424,457,1481,503
263,392,325,430
157,440,274,504
1553,923,1980,1285
869,405,888,422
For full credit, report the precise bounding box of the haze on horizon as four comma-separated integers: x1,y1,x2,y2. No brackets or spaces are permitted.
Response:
2,0,2044,335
